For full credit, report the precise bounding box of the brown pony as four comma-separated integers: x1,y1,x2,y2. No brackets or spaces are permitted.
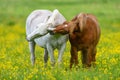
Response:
48,13,101,68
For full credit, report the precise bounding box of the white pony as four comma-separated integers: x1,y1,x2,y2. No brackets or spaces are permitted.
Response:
26,9,68,66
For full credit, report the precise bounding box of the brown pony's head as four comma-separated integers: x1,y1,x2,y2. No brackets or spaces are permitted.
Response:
47,13,87,35
47,21,70,35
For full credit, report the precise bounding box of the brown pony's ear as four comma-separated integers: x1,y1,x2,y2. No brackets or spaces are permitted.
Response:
78,13,87,32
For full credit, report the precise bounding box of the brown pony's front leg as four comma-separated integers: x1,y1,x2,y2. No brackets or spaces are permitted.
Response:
70,46,78,68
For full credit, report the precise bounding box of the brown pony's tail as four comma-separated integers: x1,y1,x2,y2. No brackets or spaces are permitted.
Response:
77,13,87,32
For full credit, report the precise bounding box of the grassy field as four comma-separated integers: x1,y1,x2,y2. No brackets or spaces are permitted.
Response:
0,0,120,80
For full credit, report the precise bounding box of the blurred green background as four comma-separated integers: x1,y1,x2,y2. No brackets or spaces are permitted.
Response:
0,0,119,29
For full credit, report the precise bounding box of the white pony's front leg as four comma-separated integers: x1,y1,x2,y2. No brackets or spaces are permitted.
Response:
46,44,55,66
44,48,48,67
58,43,66,65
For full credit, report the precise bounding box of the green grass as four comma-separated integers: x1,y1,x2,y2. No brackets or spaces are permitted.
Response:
0,0,120,80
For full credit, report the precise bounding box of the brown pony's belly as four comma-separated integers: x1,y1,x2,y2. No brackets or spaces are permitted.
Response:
70,38,92,51
77,43,90,51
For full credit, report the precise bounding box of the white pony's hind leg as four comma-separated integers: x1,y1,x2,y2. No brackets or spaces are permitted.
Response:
29,41,36,65
44,48,48,67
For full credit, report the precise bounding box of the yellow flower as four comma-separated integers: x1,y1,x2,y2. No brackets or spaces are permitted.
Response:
94,76,99,80
102,60,106,64
104,68,108,74
110,58,117,64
